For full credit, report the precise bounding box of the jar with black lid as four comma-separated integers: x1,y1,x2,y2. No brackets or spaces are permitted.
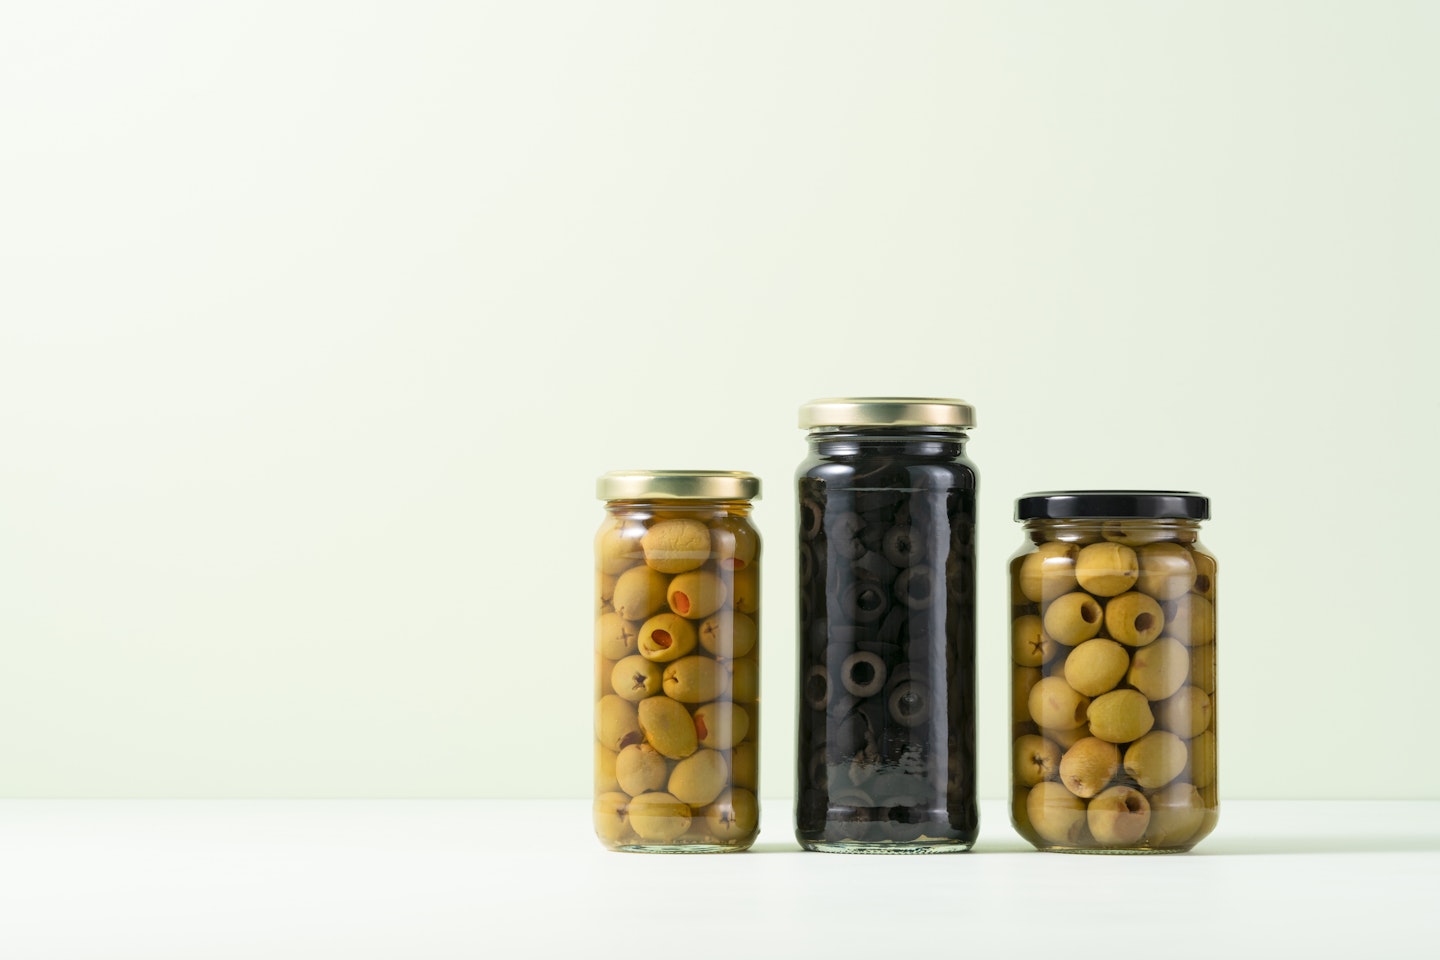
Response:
594,470,762,853
795,398,978,853
1010,491,1217,853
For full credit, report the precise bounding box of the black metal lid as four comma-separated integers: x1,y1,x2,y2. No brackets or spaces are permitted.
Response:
1016,490,1210,521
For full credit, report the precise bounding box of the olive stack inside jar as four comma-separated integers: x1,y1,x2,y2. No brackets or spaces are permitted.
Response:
1010,491,1217,853
594,471,761,852
795,399,978,853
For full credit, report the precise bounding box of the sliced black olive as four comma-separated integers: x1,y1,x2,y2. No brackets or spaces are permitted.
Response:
894,564,937,609
841,650,887,698
803,665,830,710
841,580,890,625
888,680,932,727
882,525,921,567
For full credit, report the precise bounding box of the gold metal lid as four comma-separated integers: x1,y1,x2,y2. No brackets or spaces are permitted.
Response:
597,470,761,502
798,397,976,429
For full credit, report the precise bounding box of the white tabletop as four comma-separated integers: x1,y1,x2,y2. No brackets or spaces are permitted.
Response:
2,799,1436,958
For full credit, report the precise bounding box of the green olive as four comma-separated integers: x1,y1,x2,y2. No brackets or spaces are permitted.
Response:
612,566,670,622
595,654,615,698
693,700,750,750
668,748,729,806
1013,734,1061,787
1145,781,1205,846
1017,542,1079,603
1192,550,1217,600
1123,730,1188,789
1126,637,1189,701
597,571,618,604
615,743,668,796
1043,592,1104,646
1027,780,1089,845
595,518,645,575
1028,676,1090,731
1167,593,1216,646
610,655,663,701
1087,785,1150,846
1189,644,1216,694
1087,690,1155,744
699,610,758,658
702,788,758,841
1012,666,1042,723
1103,591,1165,647
1058,736,1119,799
596,694,643,751
641,519,712,574
626,791,692,841
730,741,758,791
709,518,759,572
594,791,632,843
1074,542,1139,597
662,656,731,703
637,612,698,662
637,696,698,759
1187,730,1217,789
1135,542,1197,600
1153,685,1213,739
595,612,640,661
1042,723,1093,750
731,565,759,614
595,744,620,794
1063,638,1130,698
667,569,728,620
727,657,759,702
1011,614,1057,667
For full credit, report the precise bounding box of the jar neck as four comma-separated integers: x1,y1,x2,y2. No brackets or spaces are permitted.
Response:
605,500,752,519
806,426,969,459
1024,517,1201,544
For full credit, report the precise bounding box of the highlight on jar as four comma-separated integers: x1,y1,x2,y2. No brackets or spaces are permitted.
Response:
1008,491,1217,854
594,470,762,852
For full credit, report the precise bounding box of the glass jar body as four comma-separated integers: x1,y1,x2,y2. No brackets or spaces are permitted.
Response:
594,499,761,852
795,429,978,853
1009,518,1217,853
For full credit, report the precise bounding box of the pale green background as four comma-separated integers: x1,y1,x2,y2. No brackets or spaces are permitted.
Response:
1,2,1435,799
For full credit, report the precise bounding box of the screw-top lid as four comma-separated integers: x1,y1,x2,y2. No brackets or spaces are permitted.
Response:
597,470,761,502
1016,490,1210,521
798,397,976,429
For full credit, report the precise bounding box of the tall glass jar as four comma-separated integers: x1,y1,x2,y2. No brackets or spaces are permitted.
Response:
1009,491,1217,853
594,470,761,852
795,398,978,853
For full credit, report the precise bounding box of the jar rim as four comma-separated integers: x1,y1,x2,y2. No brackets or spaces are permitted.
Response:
799,397,976,430
1016,490,1209,521
597,470,761,502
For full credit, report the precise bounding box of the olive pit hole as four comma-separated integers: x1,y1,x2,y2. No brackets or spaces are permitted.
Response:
1133,612,1155,632
1081,603,1100,623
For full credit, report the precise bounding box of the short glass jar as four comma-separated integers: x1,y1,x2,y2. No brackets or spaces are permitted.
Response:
593,470,762,852
795,398,979,853
1009,491,1217,854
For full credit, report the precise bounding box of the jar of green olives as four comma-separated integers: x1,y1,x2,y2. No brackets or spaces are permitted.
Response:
594,470,761,852
1009,491,1217,853
796,399,978,853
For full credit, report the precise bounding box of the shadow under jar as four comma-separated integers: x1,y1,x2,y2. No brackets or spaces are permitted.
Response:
1009,491,1217,854
594,470,762,853
795,398,978,853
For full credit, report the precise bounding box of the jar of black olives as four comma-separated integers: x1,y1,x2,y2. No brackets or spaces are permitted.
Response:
594,470,762,852
795,399,978,853
1009,491,1217,853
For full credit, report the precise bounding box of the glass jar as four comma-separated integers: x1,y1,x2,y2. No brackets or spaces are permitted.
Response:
1009,491,1217,854
794,398,978,853
593,470,762,852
